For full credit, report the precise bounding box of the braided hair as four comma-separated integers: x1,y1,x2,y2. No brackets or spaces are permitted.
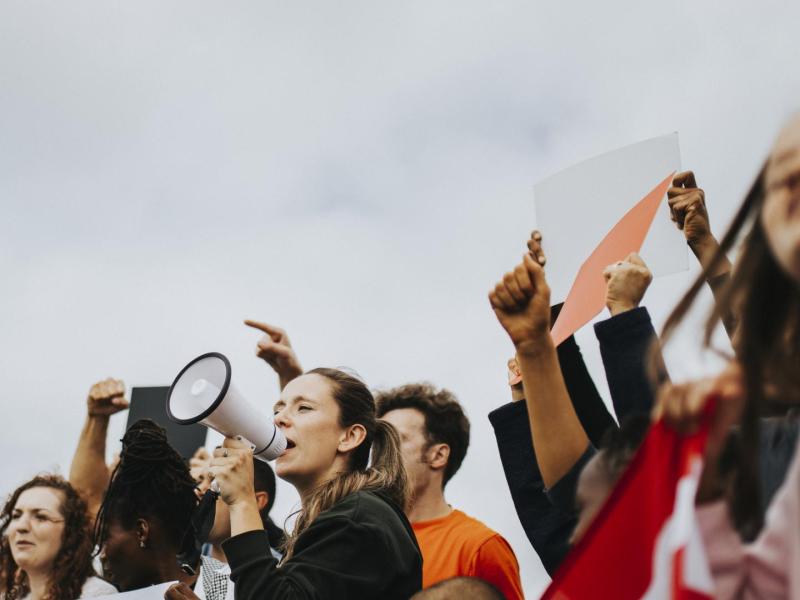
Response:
93,420,197,556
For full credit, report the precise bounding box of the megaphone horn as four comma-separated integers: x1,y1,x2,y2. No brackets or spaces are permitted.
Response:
166,352,286,461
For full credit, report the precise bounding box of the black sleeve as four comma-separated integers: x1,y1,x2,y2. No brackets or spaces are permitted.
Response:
551,303,617,447
545,445,597,515
488,401,575,576
484,305,614,574
593,306,669,421
223,516,398,600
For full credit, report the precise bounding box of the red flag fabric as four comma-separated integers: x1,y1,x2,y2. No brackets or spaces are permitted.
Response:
542,415,715,599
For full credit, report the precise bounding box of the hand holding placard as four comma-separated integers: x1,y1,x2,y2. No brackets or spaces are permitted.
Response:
534,133,686,304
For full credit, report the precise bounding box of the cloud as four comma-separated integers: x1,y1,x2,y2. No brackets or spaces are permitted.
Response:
2,1,799,594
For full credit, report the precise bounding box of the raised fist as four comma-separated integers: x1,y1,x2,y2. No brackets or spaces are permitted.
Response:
87,378,129,417
603,253,653,316
489,254,552,355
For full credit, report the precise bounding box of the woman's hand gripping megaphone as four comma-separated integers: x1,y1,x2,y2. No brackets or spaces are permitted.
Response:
208,437,266,536
208,437,256,505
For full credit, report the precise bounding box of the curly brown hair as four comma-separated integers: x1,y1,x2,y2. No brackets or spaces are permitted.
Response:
0,475,97,600
375,382,470,486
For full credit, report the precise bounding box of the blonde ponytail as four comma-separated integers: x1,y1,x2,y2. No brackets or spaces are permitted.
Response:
281,369,409,561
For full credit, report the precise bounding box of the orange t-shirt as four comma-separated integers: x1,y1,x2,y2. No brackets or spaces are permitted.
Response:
412,509,524,599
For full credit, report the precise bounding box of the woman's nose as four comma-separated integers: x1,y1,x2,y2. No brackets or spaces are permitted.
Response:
274,410,290,428
13,514,31,533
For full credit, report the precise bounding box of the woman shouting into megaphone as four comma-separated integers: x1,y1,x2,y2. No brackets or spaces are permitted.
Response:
207,368,422,600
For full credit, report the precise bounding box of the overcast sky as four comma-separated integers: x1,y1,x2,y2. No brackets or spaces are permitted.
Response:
2,1,799,595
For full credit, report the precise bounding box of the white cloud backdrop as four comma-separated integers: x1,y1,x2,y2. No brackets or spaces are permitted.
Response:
2,1,799,595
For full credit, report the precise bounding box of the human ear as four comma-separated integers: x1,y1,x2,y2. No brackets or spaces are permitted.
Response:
427,443,450,471
135,519,151,549
338,424,367,453
254,491,269,512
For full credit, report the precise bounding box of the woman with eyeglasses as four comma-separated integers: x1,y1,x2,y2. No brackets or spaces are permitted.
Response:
0,475,116,599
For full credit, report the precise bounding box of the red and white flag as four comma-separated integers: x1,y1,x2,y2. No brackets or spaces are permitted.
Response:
542,417,715,599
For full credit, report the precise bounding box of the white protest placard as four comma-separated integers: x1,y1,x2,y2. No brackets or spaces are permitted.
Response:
534,133,688,303
94,581,178,599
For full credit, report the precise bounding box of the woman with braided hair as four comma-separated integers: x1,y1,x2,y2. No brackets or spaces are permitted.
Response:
93,419,202,594
0,475,116,599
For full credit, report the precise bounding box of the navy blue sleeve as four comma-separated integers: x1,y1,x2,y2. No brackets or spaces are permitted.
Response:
556,332,616,447
486,305,616,574
488,401,575,576
552,303,616,447
593,306,669,421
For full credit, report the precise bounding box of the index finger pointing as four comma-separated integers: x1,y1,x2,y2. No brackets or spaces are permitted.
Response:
244,320,285,340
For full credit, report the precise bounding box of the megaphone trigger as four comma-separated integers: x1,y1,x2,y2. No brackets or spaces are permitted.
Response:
236,438,257,453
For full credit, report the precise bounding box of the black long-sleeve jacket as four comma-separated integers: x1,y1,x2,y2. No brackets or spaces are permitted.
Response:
488,307,657,575
222,490,422,600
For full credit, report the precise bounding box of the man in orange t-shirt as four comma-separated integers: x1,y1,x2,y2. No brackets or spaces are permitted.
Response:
377,384,524,599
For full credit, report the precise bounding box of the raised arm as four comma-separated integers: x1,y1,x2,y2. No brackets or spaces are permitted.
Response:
489,254,589,488
528,232,615,446
244,320,304,391
594,253,668,419
69,378,129,521
668,171,737,337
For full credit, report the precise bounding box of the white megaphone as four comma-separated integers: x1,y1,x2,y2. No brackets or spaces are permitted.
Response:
166,352,286,461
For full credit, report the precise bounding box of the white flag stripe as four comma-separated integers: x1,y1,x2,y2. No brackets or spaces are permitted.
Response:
642,457,714,598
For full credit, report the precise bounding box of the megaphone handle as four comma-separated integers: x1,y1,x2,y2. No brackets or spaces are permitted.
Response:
238,436,258,453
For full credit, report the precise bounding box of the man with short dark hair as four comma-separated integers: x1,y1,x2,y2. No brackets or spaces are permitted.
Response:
377,384,524,600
